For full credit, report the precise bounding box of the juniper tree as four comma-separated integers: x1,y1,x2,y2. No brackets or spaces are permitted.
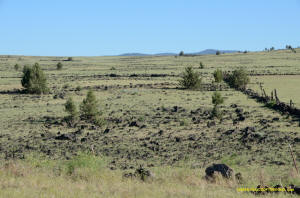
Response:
21,63,49,94
65,97,79,123
57,62,63,70
213,69,223,83
211,91,225,119
179,66,202,90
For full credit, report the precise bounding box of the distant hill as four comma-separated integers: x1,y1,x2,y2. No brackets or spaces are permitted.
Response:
119,49,238,56
118,53,150,56
191,49,238,55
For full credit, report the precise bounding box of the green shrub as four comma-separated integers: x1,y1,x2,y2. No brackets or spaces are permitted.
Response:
21,63,49,94
226,68,250,89
211,91,225,119
179,66,202,90
110,66,116,70
211,106,222,119
67,57,73,61
75,85,82,91
199,62,204,69
57,62,63,70
213,69,223,83
179,51,184,56
265,100,277,108
212,91,224,106
14,64,20,71
216,51,221,55
65,97,79,122
64,152,108,176
180,119,190,126
80,90,101,121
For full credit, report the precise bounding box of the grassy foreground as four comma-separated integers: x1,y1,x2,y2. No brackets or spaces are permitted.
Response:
0,153,299,198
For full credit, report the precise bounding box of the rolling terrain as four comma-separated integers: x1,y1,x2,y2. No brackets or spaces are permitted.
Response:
0,49,299,197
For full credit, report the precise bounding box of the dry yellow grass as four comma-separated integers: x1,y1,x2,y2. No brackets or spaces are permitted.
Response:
0,155,298,198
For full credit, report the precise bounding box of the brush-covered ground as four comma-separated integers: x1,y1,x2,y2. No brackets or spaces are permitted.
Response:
0,49,299,197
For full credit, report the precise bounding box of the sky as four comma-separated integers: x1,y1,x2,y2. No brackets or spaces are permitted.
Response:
0,0,299,56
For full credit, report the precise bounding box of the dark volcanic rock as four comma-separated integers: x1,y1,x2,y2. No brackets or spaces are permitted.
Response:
224,129,236,135
230,104,238,108
294,137,300,143
207,121,216,128
129,121,140,127
55,134,72,141
238,115,246,122
205,164,233,179
235,108,244,114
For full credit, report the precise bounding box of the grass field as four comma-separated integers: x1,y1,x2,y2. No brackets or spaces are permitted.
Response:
249,75,300,107
0,49,299,197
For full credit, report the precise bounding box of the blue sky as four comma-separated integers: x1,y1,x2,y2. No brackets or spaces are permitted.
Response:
0,0,299,56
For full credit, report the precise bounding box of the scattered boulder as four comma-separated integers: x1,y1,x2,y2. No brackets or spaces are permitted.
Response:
123,166,154,181
172,106,178,112
207,121,216,128
158,130,164,136
104,128,110,134
230,104,238,108
224,129,236,135
129,121,140,127
205,164,233,179
294,137,300,143
235,108,244,114
55,134,72,141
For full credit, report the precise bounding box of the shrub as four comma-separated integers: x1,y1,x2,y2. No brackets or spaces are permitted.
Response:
75,85,82,91
211,106,222,119
212,91,224,106
216,51,221,55
65,97,79,122
80,90,101,121
110,66,116,70
57,62,63,70
21,63,49,94
179,66,202,90
226,68,250,90
14,64,20,71
213,69,223,83
199,62,204,69
211,91,225,119
265,100,277,108
179,51,184,56
67,57,73,61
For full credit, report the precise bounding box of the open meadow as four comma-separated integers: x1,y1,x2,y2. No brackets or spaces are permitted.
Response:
0,49,299,197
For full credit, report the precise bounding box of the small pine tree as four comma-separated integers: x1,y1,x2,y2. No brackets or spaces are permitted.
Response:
21,63,49,94
179,51,184,56
65,97,79,122
57,62,63,70
216,51,221,55
199,62,204,69
179,66,202,90
212,91,224,106
213,69,223,83
14,64,20,71
80,90,101,120
211,91,225,119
